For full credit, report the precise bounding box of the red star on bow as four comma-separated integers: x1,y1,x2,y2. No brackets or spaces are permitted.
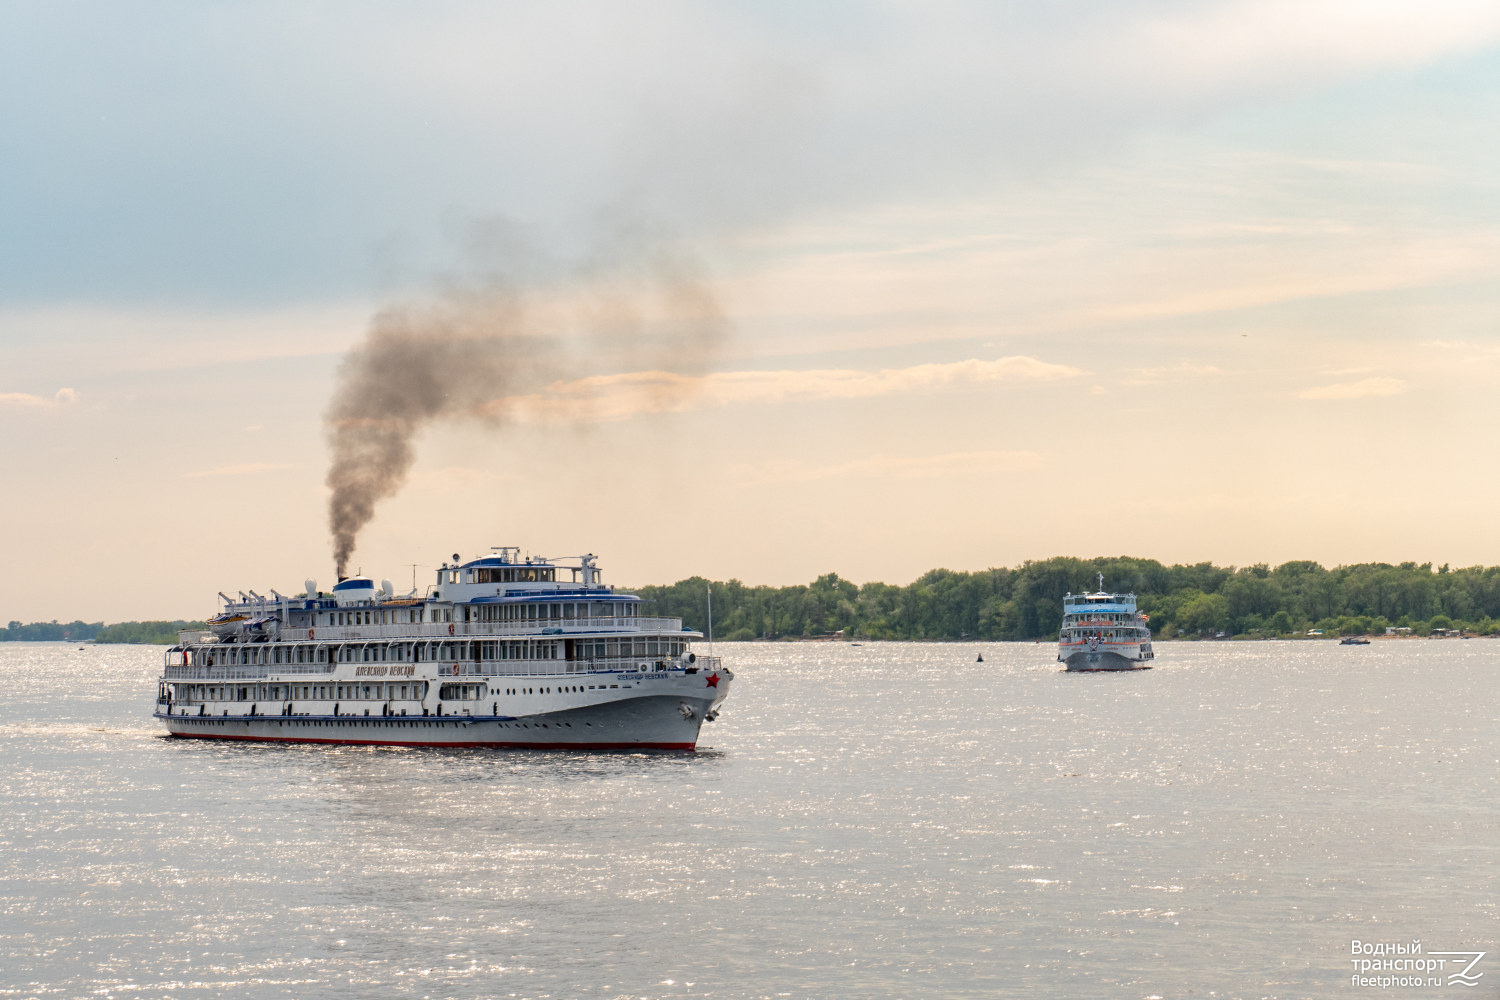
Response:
705,672,720,688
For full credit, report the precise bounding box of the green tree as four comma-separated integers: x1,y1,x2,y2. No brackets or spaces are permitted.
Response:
1178,593,1230,635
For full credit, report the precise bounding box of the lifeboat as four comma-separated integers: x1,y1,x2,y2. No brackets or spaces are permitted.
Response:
205,612,249,639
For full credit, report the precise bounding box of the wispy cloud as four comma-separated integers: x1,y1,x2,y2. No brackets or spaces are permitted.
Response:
488,356,1081,423
0,387,77,409
1299,377,1406,400
737,450,1043,487
1123,361,1222,385
183,462,293,478
1418,340,1500,362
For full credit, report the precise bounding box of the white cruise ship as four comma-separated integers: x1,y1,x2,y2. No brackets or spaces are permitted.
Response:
155,548,731,749
1057,575,1154,671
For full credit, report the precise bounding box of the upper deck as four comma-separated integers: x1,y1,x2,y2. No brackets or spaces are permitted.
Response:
195,547,690,648
1062,592,1138,615
216,550,627,611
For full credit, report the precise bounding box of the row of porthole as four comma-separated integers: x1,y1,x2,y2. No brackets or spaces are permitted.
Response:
503,685,600,695
252,718,584,730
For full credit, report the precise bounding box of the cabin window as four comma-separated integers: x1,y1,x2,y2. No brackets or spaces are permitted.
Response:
438,683,482,700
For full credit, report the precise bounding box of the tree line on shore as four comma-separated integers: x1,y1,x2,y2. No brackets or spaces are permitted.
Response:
9,555,1500,644
632,556,1500,641
0,620,203,644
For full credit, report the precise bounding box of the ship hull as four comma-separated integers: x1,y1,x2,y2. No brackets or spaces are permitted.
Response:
1063,649,1152,672
155,693,719,750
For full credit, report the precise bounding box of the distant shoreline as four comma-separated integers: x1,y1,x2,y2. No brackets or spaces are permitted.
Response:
8,633,1483,649
11,555,1500,644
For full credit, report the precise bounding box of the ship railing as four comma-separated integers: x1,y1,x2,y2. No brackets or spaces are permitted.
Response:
285,616,691,642
164,656,712,682
164,663,337,680
177,617,697,646
447,656,700,677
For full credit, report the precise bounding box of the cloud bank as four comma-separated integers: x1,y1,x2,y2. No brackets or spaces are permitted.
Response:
7,1,1500,302
737,450,1044,487
488,355,1081,423
1299,376,1406,399
0,388,77,409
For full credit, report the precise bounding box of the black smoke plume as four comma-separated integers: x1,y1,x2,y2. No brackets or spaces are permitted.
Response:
325,226,725,578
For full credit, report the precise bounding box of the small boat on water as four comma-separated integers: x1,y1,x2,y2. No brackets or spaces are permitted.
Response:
1058,575,1154,671
1339,636,1371,645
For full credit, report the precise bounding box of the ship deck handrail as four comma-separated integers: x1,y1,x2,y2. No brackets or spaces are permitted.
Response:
162,655,722,682
178,616,696,646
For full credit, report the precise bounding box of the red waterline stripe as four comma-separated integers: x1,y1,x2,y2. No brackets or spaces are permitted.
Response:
164,731,696,751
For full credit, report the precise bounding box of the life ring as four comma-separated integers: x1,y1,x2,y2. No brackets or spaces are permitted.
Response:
308,629,314,639
451,663,459,676
448,623,455,636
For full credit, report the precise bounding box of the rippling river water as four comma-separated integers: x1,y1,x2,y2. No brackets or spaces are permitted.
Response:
1,640,1496,999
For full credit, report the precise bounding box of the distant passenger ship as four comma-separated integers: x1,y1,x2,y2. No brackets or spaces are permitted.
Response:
1058,575,1154,671
155,548,731,749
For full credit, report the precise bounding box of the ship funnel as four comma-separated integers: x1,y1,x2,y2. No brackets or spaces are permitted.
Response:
305,578,317,597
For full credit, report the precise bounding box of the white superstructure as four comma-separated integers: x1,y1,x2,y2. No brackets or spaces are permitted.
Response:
1057,575,1154,672
155,548,731,750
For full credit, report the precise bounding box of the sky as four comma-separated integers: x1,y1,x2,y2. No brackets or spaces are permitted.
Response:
3,0,1500,621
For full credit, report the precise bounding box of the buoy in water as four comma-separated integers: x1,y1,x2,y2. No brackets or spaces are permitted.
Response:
976,653,984,662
